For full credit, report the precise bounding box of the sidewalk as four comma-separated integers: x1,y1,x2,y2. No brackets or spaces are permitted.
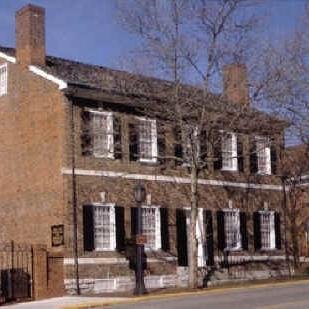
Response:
0,296,130,309
2,278,309,309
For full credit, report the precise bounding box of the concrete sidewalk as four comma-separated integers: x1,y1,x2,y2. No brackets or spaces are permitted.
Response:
2,279,309,309
1,296,131,309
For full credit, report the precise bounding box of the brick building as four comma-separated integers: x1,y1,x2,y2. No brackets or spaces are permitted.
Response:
0,4,291,294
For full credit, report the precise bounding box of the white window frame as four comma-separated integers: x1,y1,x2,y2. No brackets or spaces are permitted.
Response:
259,210,276,250
141,206,161,250
223,208,242,251
137,117,158,163
93,203,116,251
256,136,271,175
0,63,8,97
184,207,206,267
90,110,114,159
221,131,238,171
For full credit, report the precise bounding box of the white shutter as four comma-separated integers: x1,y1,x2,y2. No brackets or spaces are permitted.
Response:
265,145,271,175
196,208,205,267
151,119,158,162
110,205,116,250
235,210,241,249
107,113,114,159
231,133,238,171
184,208,205,266
155,207,161,250
270,211,276,249
0,64,7,96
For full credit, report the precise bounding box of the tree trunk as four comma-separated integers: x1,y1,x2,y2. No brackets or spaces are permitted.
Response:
188,164,198,289
291,190,300,270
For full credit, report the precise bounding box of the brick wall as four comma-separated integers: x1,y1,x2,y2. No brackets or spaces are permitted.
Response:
60,101,286,291
0,59,67,249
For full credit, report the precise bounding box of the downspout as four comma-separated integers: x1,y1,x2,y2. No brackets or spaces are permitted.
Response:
70,98,80,295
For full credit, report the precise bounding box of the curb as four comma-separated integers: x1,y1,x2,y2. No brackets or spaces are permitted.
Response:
61,279,309,309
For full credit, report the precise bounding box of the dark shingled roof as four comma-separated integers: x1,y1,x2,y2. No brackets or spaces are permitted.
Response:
0,45,288,128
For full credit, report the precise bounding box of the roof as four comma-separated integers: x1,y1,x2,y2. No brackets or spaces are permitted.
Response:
0,45,288,129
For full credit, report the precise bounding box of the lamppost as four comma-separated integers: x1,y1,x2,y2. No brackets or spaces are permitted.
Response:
133,182,147,295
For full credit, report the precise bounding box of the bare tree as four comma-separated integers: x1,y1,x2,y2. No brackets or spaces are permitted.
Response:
116,0,263,288
282,144,309,270
250,4,308,272
251,5,309,146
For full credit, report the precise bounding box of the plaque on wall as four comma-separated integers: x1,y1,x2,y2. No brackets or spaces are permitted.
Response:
51,224,64,247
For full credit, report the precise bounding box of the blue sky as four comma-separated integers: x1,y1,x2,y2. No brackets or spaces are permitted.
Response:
0,0,306,69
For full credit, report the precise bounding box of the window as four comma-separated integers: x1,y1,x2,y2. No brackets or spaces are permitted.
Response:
138,118,157,163
141,207,161,250
259,211,275,250
93,203,116,251
256,136,271,175
224,209,241,250
0,63,7,96
91,111,114,159
222,132,237,171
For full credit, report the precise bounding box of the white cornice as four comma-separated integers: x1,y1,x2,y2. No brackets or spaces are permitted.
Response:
0,52,16,63
28,65,67,90
61,168,283,191
0,51,68,90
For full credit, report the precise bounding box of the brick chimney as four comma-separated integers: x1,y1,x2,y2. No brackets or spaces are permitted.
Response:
16,4,46,67
223,64,249,106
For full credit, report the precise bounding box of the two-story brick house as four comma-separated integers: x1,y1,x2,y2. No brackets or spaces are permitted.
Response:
0,4,290,294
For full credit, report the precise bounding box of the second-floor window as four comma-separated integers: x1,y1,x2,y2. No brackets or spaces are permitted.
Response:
129,117,158,163
138,118,158,163
256,136,271,175
224,208,241,250
92,111,114,159
0,63,7,96
222,132,238,171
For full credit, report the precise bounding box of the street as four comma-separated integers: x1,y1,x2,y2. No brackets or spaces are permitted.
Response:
110,281,309,309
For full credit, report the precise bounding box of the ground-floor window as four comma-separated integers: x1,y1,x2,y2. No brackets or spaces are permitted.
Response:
260,211,275,250
141,207,161,250
224,209,241,250
93,204,116,251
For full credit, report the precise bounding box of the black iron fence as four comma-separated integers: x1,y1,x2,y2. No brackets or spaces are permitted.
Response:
0,241,33,304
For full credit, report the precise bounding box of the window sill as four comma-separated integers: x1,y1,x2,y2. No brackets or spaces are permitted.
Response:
93,154,115,160
257,171,272,176
224,247,242,252
221,167,238,172
138,159,159,166
95,248,116,252
144,247,161,251
259,247,277,252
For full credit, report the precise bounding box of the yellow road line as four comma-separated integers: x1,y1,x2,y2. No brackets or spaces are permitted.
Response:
62,279,309,309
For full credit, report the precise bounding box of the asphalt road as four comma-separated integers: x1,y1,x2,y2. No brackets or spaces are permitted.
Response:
111,281,309,309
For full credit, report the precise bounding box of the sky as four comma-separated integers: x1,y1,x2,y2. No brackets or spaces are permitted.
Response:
0,0,306,69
